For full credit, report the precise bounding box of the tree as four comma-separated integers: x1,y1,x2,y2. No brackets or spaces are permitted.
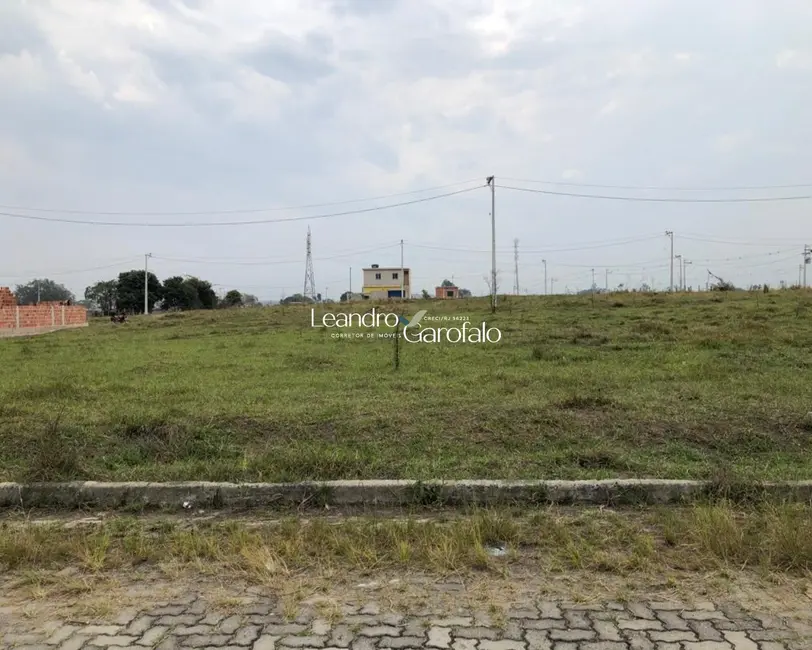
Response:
160,276,218,311
84,280,118,315
459,288,472,297
421,289,431,299
340,291,352,302
243,294,259,306
184,277,218,309
161,276,198,310
14,279,74,305
441,279,455,287
484,270,501,296
117,270,162,313
223,290,243,307
281,293,313,304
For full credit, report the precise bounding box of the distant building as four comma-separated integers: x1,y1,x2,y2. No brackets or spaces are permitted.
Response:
435,285,461,299
362,264,411,299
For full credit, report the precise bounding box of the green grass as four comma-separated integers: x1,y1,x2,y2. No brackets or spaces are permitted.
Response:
1,290,812,482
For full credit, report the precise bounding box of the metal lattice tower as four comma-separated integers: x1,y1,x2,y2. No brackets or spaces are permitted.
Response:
303,227,317,301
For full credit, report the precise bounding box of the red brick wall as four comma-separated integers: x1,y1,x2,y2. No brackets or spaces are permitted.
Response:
435,286,460,298
0,288,87,330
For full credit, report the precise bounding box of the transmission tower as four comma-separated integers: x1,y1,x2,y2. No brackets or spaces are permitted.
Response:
513,238,520,294
303,227,317,301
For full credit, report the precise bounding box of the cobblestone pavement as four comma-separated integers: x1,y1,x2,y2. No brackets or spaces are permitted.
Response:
1,593,806,650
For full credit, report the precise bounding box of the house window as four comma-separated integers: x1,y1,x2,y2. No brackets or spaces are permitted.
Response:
392,273,399,279
375,273,381,280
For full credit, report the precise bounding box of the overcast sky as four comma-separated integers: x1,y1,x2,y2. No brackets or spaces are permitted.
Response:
1,0,811,300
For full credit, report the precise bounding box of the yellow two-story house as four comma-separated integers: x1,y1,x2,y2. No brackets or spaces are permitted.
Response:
362,264,411,299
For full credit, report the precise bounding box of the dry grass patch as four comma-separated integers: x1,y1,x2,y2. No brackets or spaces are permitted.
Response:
2,504,811,582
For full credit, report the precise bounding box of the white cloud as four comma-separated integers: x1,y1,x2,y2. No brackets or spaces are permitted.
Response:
713,131,752,153
0,50,49,91
775,49,812,69
0,0,810,298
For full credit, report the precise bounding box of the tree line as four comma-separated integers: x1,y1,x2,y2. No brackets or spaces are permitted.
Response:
12,273,258,315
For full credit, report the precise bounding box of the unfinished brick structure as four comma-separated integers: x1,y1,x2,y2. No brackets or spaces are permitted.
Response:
0,287,88,337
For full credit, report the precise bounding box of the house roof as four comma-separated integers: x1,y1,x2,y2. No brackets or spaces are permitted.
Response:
362,267,410,271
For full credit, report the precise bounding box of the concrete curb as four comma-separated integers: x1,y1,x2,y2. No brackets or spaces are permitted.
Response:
1,479,812,511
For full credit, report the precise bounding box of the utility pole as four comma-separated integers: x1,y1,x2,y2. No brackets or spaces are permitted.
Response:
675,254,683,292
800,264,804,288
591,268,596,292
144,253,152,315
303,227,317,301
605,268,611,292
513,238,520,295
349,267,352,298
683,260,692,290
486,176,496,312
803,244,811,288
400,239,405,300
542,259,547,295
550,278,556,294
665,231,674,291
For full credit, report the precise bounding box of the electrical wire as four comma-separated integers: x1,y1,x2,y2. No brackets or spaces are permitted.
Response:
152,243,402,266
0,258,143,279
149,241,402,262
0,179,484,216
497,184,812,203
499,176,812,191
0,185,484,227
679,234,808,247
407,234,663,254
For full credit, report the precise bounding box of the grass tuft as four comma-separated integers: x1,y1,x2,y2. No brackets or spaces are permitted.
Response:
4,505,810,577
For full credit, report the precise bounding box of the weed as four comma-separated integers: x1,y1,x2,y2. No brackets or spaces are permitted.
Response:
23,410,84,482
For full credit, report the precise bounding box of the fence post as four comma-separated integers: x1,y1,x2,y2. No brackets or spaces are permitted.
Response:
51,305,55,326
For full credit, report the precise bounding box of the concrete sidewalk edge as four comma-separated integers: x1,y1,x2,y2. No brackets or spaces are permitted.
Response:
1,479,812,510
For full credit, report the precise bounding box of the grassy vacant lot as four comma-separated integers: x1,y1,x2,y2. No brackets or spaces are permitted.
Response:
1,290,811,482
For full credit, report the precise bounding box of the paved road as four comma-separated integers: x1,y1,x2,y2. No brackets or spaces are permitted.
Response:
1,594,803,650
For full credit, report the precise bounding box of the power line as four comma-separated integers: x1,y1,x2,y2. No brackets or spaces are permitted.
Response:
0,179,484,216
148,241,401,263
0,185,484,227
500,176,812,191
0,258,143,279
497,184,812,203
679,234,807,247
152,243,401,266
407,234,663,254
